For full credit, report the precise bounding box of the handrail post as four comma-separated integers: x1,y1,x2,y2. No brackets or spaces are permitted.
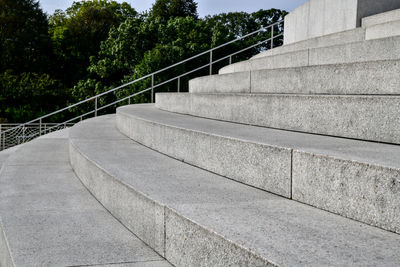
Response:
1,132,4,151
95,97,98,117
271,24,274,49
128,97,131,105
229,55,232,65
177,77,181,93
209,50,213,75
151,74,155,103
39,119,42,136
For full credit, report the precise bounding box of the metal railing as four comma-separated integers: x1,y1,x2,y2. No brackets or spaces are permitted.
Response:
0,20,284,151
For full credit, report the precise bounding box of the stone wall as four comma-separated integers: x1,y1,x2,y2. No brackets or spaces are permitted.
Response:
284,0,400,44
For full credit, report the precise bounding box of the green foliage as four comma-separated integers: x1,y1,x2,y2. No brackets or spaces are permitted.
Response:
150,0,198,20
0,71,68,122
0,0,287,123
0,0,52,73
49,0,137,86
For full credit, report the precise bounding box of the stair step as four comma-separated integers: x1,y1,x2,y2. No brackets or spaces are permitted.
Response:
0,131,170,267
252,28,365,59
117,104,400,234
219,35,400,74
362,8,400,28
70,115,400,266
190,60,400,94
156,93,400,144
366,19,400,40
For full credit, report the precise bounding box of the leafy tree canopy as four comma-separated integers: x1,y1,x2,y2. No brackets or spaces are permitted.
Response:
150,0,198,20
0,0,52,73
48,0,138,86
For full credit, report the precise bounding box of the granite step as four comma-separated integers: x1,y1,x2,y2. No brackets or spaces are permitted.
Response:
251,28,365,59
69,114,400,267
219,35,400,74
362,8,400,28
117,104,400,234
0,129,171,267
156,92,400,144
365,19,400,40
190,59,400,95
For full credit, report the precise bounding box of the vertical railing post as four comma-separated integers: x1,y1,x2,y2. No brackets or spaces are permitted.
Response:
39,119,42,136
271,24,274,49
0,125,2,151
177,77,180,93
209,50,213,75
1,132,4,151
151,74,155,103
95,97,98,117
229,55,232,65
80,116,83,122
22,126,26,143
128,97,131,105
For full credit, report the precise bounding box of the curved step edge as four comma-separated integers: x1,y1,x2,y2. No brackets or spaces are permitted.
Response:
117,104,400,235
69,137,272,267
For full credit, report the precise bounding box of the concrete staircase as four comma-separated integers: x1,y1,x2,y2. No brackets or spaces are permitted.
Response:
2,5,400,267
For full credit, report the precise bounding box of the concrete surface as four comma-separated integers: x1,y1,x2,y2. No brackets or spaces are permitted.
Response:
69,115,400,266
117,104,400,233
366,20,400,40
0,135,171,266
156,93,400,144
117,105,292,198
189,71,250,93
362,7,400,27
284,0,400,44
219,35,400,74
193,60,400,95
252,28,365,59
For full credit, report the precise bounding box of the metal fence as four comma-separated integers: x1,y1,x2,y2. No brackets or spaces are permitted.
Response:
0,20,284,151
0,123,75,151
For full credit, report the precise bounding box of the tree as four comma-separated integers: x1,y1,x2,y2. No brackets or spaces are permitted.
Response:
0,71,67,122
150,0,198,20
0,0,52,74
74,8,287,108
49,0,137,87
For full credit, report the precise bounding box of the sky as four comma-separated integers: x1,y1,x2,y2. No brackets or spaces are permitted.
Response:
39,0,307,16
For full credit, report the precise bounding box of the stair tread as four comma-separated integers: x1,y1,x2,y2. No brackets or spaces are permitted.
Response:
0,131,170,267
70,115,400,266
192,59,400,95
119,104,400,169
362,8,400,28
219,35,400,74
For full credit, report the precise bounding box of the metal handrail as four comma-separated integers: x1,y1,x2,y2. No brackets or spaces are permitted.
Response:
0,19,284,150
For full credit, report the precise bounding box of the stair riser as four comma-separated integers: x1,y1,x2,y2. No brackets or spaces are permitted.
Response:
117,111,292,198
190,72,250,94
366,20,400,40
156,93,400,144
117,106,400,234
70,140,274,267
192,60,400,95
293,152,400,234
362,9,400,28
70,142,165,256
252,28,365,59
165,209,273,267
219,36,400,74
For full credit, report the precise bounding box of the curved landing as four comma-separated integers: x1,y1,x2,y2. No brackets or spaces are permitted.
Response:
0,129,170,267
